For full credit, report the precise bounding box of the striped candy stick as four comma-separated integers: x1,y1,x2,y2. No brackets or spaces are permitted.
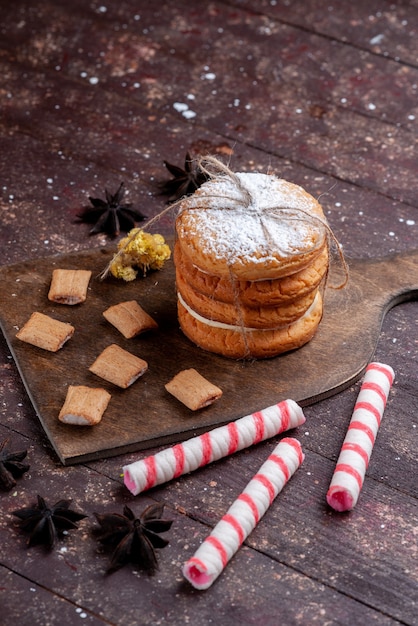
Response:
326,362,395,512
123,399,305,496
182,437,304,590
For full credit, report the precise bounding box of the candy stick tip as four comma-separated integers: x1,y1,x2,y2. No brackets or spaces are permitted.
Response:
183,562,213,590
286,399,306,424
123,470,137,494
326,486,354,512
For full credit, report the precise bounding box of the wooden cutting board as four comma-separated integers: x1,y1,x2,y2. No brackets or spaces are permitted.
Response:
0,241,417,465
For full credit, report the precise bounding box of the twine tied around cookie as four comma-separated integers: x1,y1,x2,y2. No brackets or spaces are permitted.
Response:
179,156,348,287
101,155,347,338
186,157,349,357
100,155,348,359
101,156,348,286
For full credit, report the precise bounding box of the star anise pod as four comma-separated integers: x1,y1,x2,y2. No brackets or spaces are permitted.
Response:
77,182,147,237
12,495,87,549
94,503,173,574
160,152,210,202
0,438,30,491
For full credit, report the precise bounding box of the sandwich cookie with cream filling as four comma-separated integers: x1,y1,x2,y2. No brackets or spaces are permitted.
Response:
175,168,329,359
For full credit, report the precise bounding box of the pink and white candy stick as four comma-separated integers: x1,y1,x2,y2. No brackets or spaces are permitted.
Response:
326,362,395,512
182,437,304,590
123,399,305,496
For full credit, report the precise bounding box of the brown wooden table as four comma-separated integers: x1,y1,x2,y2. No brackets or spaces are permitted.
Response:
1,1,417,624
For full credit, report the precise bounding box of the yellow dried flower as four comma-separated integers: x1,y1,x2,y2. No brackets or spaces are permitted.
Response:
109,229,171,281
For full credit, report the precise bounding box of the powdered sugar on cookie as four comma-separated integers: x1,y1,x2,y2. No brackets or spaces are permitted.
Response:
177,173,326,268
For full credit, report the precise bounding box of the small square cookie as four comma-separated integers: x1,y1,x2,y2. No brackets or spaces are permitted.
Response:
165,368,223,411
89,343,148,388
16,312,75,352
58,385,111,426
48,269,92,305
103,300,158,339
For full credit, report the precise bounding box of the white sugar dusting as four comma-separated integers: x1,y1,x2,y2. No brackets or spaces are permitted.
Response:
178,172,325,264
173,102,188,113
173,102,196,119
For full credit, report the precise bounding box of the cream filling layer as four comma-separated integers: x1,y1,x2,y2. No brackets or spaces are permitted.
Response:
178,291,319,332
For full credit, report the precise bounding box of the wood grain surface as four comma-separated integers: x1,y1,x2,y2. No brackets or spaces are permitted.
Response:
1,1,417,625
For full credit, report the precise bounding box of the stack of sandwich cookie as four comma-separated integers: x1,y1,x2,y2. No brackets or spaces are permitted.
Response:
175,167,329,359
